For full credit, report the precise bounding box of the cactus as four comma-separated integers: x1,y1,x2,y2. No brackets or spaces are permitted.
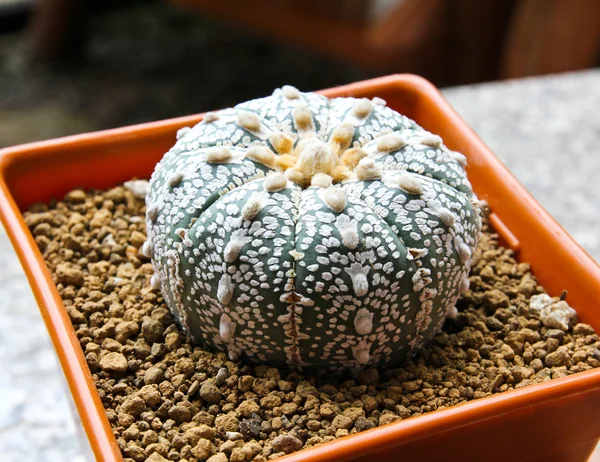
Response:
145,86,481,371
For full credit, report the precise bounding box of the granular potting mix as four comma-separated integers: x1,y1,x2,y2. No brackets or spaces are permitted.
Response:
25,183,600,462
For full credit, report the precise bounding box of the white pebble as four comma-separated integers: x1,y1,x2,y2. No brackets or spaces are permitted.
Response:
226,432,244,441
124,180,149,199
529,294,578,331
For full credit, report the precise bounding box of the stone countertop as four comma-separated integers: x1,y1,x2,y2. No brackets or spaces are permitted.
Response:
0,70,599,461
444,70,600,262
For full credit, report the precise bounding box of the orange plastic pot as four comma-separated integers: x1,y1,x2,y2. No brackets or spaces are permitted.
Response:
1,75,600,462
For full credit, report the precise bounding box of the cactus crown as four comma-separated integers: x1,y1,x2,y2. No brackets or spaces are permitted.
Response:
146,86,481,372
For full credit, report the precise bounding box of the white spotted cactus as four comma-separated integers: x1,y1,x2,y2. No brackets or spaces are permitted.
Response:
145,86,481,371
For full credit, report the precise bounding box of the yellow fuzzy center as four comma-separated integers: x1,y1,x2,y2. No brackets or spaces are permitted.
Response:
282,136,361,188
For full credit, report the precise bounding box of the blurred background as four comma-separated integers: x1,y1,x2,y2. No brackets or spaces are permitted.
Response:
1,0,599,147
1,1,600,461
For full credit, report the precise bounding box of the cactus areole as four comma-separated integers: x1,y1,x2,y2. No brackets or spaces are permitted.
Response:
146,86,481,371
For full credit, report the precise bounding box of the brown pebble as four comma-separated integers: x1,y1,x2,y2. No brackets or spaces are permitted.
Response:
142,319,164,344
354,416,376,432
238,399,260,417
545,348,571,367
115,321,139,344
230,447,248,462
144,367,165,385
402,380,421,392
130,231,147,248
139,385,161,408
186,425,216,445
99,352,128,373
146,452,169,462
260,395,281,410
200,381,222,404
319,403,338,420
484,289,510,310
151,343,168,358
165,332,182,351
386,385,403,401
207,454,228,462
169,404,192,423
64,189,87,203
56,264,85,287
343,407,365,423
280,402,298,416
277,380,293,392
395,405,411,419
272,434,303,454
90,209,112,229
215,412,240,434
356,368,379,386
191,438,215,461
123,423,140,441
121,395,146,417
574,323,596,336
379,413,401,426
238,376,254,392
544,329,565,341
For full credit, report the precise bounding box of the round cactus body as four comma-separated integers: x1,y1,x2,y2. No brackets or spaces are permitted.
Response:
146,86,481,372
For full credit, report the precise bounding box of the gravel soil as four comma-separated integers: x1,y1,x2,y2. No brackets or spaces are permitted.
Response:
24,184,600,462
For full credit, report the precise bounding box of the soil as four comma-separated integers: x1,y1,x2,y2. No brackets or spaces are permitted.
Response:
25,184,600,462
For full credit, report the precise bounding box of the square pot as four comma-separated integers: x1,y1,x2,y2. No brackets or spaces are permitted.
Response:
2,75,600,462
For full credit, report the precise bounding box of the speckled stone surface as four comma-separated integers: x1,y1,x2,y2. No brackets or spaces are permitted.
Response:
0,70,598,460
0,225,91,462
443,70,600,263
